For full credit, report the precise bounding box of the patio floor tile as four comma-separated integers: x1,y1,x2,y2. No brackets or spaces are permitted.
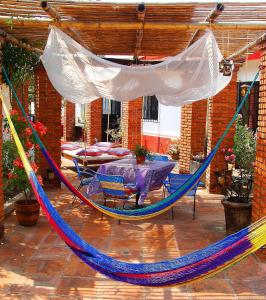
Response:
0,157,265,299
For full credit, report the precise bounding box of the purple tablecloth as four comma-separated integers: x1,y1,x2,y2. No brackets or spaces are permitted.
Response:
87,158,175,205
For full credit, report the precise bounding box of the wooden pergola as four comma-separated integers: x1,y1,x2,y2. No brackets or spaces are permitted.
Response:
0,1,265,61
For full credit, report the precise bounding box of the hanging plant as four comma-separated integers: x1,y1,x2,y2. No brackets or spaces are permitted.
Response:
3,42,40,87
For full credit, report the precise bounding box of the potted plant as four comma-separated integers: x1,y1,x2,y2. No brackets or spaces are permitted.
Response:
168,139,180,161
133,144,149,164
3,109,47,226
216,115,256,235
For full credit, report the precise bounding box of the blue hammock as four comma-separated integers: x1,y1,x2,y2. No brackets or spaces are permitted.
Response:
2,68,259,221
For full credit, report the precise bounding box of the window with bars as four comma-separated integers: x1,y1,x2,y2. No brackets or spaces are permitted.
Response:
143,95,159,122
102,98,121,115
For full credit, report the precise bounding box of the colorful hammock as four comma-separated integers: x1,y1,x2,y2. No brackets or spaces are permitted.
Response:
2,69,259,221
2,97,266,286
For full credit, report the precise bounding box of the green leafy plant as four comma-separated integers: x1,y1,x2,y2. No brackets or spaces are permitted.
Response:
133,144,149,157
3,42,40,87
3,109,47,203
215,115,256,203
233,115,256,174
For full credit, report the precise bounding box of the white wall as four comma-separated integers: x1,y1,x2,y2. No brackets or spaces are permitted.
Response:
142,103,181,138
238,59,260,82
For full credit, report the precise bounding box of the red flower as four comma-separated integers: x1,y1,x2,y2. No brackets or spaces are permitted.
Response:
37,175,43,186
228,148,233,153
25,139,34,149
13,158,23,169
35,122,47,136
229,154,236,162
25,127,32,136
8,172,14,179
10,109,19,116
31,162,39,173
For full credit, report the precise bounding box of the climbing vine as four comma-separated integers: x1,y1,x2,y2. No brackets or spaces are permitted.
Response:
2,42,40,87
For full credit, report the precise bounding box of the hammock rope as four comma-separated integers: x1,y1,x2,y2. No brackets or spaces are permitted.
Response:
2,69,259,221
1,85,266,287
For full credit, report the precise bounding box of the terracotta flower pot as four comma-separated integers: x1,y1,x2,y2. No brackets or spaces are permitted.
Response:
136,155,146,164
14,199,40,226
222,198,252,235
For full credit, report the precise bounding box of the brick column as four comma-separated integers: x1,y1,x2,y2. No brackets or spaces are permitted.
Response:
252,43,266,260
0,37,4,238
63,101,75,141
121,98,142,150
179,100,207,173
85,99,102,144
206,70,237,193
35,64,62,187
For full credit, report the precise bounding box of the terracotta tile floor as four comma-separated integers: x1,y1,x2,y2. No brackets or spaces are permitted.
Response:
0,158,265,299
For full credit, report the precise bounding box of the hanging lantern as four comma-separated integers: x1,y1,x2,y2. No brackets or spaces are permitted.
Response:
219,59,233,76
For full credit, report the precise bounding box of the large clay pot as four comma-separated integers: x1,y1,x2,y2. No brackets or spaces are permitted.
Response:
14,199,40,226
136,155,146,164
222,198,252,235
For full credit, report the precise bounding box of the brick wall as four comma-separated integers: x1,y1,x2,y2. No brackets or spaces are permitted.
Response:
179,100,207,173
0,37,4,238
252,43,266,259
206,71,237,193
121,98,142,150
86,99,102,144
35,63,62,187
63,101,75,141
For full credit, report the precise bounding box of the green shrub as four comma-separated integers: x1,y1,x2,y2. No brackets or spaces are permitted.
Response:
233,115,256,174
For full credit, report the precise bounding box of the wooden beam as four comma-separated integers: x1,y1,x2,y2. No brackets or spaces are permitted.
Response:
40,1,89,50
0,18,266,31
188,3,224,47
134,3,146,60
227,33,266,61
41,1,60,24
0,29,42,54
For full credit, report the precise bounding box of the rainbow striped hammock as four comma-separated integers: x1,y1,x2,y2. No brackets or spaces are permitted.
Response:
2,69,261,221
1,95,266,286
3,69,261,221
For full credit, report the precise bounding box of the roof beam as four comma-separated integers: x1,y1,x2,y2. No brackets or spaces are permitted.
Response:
134,3,146,60
0,29,42,54
227,32,266,61
1,18,266,31
187,3,224,47
40,1,89,49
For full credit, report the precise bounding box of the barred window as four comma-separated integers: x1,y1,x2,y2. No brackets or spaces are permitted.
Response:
102,98,121,115
143,95,159,121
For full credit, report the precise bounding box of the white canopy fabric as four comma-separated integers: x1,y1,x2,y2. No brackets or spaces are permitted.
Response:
41,27,232,106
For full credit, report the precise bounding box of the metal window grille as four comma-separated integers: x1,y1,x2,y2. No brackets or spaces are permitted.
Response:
143,95,158,122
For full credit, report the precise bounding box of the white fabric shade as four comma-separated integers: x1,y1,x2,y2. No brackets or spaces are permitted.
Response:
41,27,232,106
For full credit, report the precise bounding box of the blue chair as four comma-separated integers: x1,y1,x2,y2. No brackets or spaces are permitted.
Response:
147,154,169,161
72,159,96,204
164,173,200,220
96,173,138,223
